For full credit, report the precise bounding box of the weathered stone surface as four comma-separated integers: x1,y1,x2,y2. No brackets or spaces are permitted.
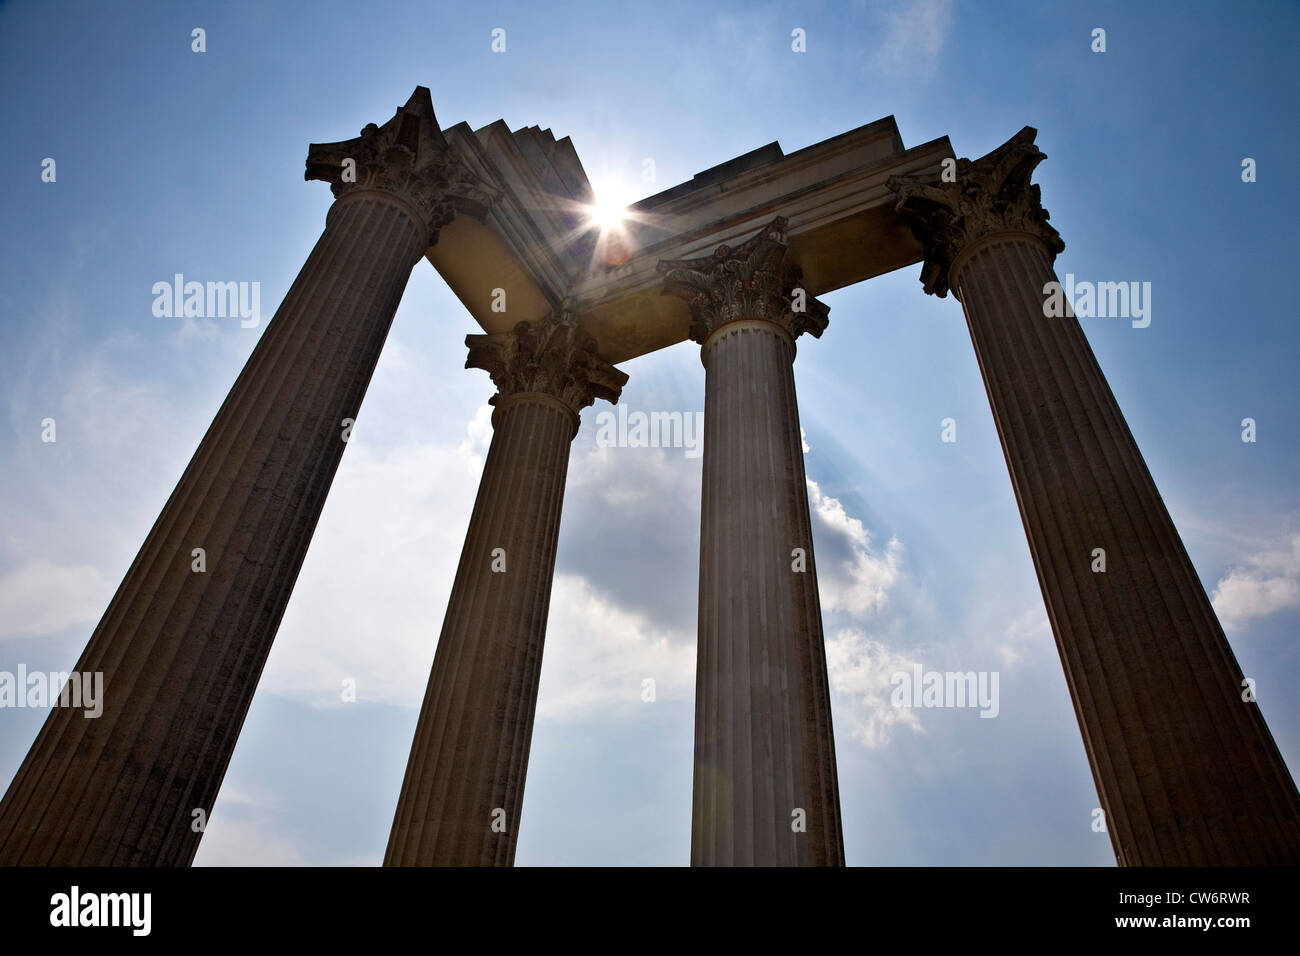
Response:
661,221,844,866
385,315,625,866
890,128,1300,866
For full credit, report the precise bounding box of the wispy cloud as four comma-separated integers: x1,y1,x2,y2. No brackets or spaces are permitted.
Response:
1212,531,1300,632
863,0,955,79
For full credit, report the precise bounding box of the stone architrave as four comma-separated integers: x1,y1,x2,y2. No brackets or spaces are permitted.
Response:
659,217,845,866
888,128,1300,865
385,314,626,866
0,87,492,866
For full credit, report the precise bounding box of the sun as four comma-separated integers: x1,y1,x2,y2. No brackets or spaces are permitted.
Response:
588,197,628,232
584,178,637,234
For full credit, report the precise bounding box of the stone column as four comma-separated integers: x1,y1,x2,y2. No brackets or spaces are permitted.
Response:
385,315,626,866
0,88,493,866
888,128,1300,865
659,218,845,866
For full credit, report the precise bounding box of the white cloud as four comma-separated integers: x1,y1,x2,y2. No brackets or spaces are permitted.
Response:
802,478,920,749
254,424,487,708
1212,532,1300,632
808,478,905,618
570,439,695,510
0,559,114,640
192,815,309,866
193,785,309,867
172,316,222,347
826,627,922,749
998,605,1052,668
0,349,213,647
257,407,700,716
536,573,695,720
459,403,493,460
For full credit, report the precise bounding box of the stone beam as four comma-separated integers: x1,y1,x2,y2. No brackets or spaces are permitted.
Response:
425,120,590,333
418,110,954,365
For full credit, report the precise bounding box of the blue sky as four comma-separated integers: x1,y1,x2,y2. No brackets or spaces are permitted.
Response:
1,0,1297,865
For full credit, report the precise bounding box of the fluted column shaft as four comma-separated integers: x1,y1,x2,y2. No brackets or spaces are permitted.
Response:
660,217,845,867
694,320,844,866
386,316,625,866
953,235,1300,865
385,397,573,866
889,127,1300,865
0,191,427,866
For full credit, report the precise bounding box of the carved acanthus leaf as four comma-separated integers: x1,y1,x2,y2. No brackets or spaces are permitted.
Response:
886,126,1064,298
305,86,498,245
657,217,830,344
465,313,628,416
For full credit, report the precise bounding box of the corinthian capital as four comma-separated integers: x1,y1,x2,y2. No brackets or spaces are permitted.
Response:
887,127,1065,298
465,314,628,423
305,86,497,245
657,217,830,345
